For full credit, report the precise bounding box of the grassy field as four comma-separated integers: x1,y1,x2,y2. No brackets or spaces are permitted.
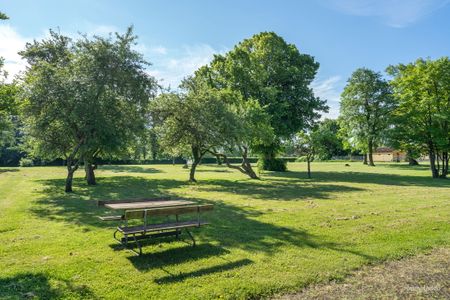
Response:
0,162,449,299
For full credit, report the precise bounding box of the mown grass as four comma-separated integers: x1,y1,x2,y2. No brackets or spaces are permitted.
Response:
0,162,449,299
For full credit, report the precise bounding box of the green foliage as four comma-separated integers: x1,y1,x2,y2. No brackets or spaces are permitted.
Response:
339,68,395,165
193,32,327,170
387,57,450,178
0,163,448,299
0,11,8,20
257,157,287,171
312,119,347,160
19,157,34,167
19,27,157,190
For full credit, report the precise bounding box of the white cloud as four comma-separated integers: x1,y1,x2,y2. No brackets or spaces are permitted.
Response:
148,44,226,89
0,24,31,81
311,75,343,119
321,0,450,27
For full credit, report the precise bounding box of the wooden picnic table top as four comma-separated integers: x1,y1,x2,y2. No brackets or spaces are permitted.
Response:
104,199,196,210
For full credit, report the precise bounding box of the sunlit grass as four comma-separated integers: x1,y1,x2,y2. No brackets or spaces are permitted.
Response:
0,162,449,299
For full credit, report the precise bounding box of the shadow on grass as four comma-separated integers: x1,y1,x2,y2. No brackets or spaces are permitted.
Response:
99,165,163,174
31,176,187,228
31,174,375,273
267,170,449,188
381,163,431,171
127,244,230,271
195,178,364,201
0,168,19,174
0,273,97,299
156,259,253,284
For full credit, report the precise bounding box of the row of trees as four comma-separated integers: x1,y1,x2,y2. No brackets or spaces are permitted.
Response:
337,60,449,179
1,13,448,191
1,22,329,191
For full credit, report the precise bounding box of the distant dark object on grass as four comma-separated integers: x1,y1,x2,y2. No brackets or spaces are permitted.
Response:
345,163,350,167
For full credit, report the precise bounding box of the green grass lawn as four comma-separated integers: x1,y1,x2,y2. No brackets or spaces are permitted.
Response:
0,162,449,299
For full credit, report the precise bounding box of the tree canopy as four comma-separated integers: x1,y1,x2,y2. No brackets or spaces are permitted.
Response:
193,32,327,170
339,68,395,166
387,57,450,178
19,27,158,191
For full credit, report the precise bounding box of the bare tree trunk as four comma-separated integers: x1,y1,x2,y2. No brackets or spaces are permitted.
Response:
363,154,368,165
84,159,96,185
65,162,79,193
208,147,259,179
307,159,311,178
440,151,448,179
428,145,439,178
189,146,204,182
368,138,375,166
189,159,200,182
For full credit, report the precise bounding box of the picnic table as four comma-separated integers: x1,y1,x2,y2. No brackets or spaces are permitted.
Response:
104,199,195,210
97,197,213,255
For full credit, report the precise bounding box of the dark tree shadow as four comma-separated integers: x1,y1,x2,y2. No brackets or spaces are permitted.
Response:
381,163,431,171
155,259,253,284
99,165,163,174
0,273,97,299
195,178,364,201
0,168,19,174
31,176,187,228
127,244,230,271
31,175,375,271
266,171,450,188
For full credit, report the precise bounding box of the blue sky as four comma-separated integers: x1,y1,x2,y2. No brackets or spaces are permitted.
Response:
1,0,449,117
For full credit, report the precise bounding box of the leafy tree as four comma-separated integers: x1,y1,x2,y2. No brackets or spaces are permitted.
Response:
312,119,347,160
0,11,8,20
194,32,327,171
19,28,157,192
208,98,274,179
294,131,316,178
340,68,395,166
151,83,238,182
387,57,450,178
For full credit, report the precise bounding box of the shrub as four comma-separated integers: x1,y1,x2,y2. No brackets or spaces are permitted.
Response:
19,158,34,167
257,158,287,172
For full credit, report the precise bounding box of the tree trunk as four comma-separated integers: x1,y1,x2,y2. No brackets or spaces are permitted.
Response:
84,160,96,185
408,157,419,165
189,146,203,182
189,159,200,182
307,159,311,178
440,151,448,179
241,149,258,179
208,147,259,179
65,169,75,193
428,146,439,178
363,154,368,165
368,139,375,166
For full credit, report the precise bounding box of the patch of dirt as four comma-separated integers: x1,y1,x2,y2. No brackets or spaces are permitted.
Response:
276,248,450,300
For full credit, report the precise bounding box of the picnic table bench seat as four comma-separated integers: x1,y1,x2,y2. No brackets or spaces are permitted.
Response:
98,215,123,221
111,203,213,255
117,220,209,234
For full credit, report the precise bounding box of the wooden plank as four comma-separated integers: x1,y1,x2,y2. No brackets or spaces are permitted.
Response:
105,200,195,210
98,215,123,221
118,221,209,234
97,196,171,207
145,204,214,217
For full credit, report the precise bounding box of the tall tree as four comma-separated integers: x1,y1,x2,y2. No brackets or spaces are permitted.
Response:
387,57,450,178
294,131,316,178
151,84,238,182
19,28,157,191
312,119,347,160
194,32,327,171
207,98,274,179
0,11,8,20
340,68,395,166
